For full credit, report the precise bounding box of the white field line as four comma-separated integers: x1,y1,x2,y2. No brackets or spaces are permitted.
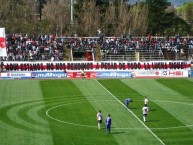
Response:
95,79,165,145
46,101,193,130
46,101,96,128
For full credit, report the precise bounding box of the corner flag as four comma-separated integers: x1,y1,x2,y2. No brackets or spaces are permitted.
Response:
0,28,7,56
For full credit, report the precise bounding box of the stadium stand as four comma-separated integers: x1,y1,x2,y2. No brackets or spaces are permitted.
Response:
1,34,193,61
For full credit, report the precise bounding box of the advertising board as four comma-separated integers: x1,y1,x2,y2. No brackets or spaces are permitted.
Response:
31,72,67,78
67,72,96,78
96,72,132,78
131,70,189,78
1,72,31,79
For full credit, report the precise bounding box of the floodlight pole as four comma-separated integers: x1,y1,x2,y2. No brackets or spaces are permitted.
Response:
70,0,74,25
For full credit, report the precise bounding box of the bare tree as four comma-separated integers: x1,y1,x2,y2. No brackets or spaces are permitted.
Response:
102,1,148,36
0,0,38,33
0,0,149,36
43,0,71,35
75,0,101,36
101,2,117,36
128,3,148,36
115,0,131,35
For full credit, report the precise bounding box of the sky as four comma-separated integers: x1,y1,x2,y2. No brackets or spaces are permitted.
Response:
129,0,192,6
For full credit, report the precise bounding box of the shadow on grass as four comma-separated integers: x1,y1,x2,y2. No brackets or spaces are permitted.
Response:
146,120,160,122
149,109,157,111
129,107,138,110
110,131,125,134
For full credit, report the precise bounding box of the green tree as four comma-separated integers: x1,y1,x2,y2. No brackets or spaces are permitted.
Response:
146,0,171,35
146,0,191,35
176,2,193,24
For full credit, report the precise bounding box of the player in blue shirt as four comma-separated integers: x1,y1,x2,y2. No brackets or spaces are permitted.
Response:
125,98,133,108
105,114,112,134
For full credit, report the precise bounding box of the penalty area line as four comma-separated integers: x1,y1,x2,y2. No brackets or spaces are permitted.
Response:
95,79,165,145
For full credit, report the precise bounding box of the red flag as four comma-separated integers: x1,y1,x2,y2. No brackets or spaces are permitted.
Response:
0,28,7,56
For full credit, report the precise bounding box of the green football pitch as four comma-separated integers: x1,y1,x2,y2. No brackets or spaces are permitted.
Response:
0,78,193,145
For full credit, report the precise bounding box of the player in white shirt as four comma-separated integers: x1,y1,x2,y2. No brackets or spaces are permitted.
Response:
144,96,148,105
97,110,102,129
142,104,149,122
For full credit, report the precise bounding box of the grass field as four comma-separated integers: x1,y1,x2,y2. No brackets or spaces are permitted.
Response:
0,78,193,145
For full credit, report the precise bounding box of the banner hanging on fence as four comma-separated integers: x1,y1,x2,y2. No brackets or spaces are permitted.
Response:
0,28,7,57
2,60,191,71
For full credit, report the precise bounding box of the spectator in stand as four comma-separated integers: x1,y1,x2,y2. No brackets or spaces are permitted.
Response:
4,33,64,61
3,33,193,61
97,28,101,36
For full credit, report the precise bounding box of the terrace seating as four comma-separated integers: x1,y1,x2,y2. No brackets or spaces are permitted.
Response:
1,34,193,61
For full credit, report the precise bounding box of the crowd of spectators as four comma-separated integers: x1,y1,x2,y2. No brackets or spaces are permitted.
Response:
62,33,193,60
3,33,64,61
1,33,193,61
101,34,193,54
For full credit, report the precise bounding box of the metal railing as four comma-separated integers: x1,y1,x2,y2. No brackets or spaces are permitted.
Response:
102,48,193,61
103,54,165,61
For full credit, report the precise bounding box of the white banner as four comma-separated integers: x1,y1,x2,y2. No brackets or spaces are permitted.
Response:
2,60,192,71
0,28,7,56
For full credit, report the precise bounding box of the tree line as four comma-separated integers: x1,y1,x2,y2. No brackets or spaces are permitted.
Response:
0,0,192,36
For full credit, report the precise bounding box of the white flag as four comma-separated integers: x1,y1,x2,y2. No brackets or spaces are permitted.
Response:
0,28,7,56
